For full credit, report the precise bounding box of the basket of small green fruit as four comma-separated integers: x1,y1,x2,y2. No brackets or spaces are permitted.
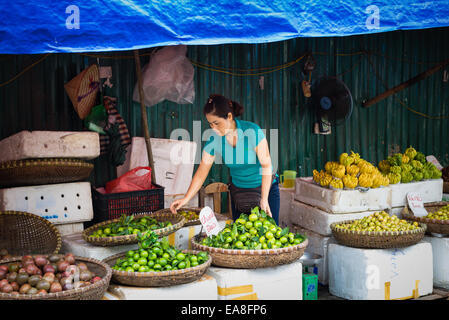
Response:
155,207,202,227
191,207,308,269
331,211,427,249
82,212,185,247
402,201,449,236
103,231,212,287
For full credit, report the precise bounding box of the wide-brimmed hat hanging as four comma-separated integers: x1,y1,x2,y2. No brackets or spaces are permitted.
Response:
64,64,100,119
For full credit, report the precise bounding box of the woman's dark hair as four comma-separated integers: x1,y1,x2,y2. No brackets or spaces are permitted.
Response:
203,94,244,119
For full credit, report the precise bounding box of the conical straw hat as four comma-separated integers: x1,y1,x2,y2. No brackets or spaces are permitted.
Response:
64,64,100,119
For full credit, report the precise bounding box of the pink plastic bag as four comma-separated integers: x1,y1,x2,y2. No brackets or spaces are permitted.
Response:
105,167,153,194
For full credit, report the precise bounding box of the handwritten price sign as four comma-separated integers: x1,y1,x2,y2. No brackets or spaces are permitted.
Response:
199,206,220,236
407,192,428,217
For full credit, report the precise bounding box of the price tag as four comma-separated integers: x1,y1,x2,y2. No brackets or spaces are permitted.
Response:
407,192,428,217
426,155,443,170
199,206,220,237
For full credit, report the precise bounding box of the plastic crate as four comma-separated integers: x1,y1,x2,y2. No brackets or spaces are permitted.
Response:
302,273,318,300
90,184,164,224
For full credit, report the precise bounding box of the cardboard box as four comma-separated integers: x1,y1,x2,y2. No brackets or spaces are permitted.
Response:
103,274,218,300
206,261,303,300
328,242,433,300
0,182,93,225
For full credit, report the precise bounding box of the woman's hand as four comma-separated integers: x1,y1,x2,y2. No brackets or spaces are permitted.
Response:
170,198,188,213
259,198,272,217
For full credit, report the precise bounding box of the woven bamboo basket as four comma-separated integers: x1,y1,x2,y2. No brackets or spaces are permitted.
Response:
0,211,61,258
0,158,94,188
103,250,212,287
191,234,308,269
82,212,186,247
0,255,112,300
402,201,449,235
155,207,202,227
330,220,427,249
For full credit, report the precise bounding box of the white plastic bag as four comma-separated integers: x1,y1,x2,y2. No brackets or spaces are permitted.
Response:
133,45,195,107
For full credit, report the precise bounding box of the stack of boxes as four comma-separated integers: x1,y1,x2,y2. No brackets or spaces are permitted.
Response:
0,130,100,236
287,176,444,300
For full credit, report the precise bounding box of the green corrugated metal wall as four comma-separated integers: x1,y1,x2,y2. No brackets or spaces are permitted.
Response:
0,27,448,188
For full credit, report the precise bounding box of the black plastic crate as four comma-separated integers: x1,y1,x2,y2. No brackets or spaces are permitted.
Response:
90,184,165,225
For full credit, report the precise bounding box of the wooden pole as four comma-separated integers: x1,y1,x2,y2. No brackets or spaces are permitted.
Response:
363,58,449,108
134,50,156,184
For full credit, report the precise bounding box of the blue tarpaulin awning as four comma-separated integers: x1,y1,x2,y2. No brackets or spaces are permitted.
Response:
1,0,449,53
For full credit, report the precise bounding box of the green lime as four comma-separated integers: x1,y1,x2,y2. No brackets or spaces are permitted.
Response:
176,253,186,261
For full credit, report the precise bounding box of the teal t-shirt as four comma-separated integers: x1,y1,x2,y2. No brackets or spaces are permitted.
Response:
203,119,272,188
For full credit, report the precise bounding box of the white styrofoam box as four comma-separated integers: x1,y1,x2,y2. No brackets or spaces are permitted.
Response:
103,274,218,300
61,232,138,261
279,188,295,228
0,131,100,162
207,261,303,300
295,177,391,214
117,137,196,195
166,217,232,251
290,200,376,236
0,182,93,225
328,242,433,300
292,225,334,285
389,179,443,208
424,236,449,290
56,223,84,236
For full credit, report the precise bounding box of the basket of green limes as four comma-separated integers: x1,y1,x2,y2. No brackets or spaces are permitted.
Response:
330,211,427,249
191,207,308,269
155,207,202,227
82,212,185,247
402,201,449,236
102,232,212,287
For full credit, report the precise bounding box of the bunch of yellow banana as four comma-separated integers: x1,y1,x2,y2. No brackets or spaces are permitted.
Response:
329,178,343,189
358,160,376,174
358,172,374,188
313,169,333,187
331,164,346,179
346,164,360,177
315,151,390,189
325,161,340,174
342,174,358,189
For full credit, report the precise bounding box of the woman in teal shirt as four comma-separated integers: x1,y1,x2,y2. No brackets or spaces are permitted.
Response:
170,94,280,223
